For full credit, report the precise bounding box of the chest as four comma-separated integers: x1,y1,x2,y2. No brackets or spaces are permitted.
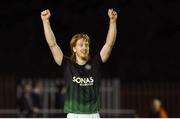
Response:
71,63,93,77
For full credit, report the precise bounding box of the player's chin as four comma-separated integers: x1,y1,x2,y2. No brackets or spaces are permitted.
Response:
81,54,89,59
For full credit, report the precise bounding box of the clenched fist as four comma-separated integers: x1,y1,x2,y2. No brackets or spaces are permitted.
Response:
41,9,51,21
108,9,118,22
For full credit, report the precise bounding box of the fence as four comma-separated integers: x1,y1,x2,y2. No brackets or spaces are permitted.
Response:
0,76,179,117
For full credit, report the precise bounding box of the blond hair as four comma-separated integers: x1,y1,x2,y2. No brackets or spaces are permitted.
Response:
70,33,90,63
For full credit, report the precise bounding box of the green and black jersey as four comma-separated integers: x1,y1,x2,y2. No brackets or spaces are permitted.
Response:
61,54,103,114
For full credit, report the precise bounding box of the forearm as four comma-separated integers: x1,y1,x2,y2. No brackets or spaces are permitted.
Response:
106,20,117,47
42,20,57,47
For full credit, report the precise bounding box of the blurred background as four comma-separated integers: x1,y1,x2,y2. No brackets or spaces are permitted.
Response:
0,0,180,117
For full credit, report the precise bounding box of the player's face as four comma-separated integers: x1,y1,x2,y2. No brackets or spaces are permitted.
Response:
74,38,89,60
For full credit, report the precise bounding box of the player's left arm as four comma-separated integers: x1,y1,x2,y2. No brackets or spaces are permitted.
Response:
100,9,118,63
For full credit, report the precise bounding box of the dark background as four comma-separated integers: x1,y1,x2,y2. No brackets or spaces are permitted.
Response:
0,0,180,117
0,0,180,79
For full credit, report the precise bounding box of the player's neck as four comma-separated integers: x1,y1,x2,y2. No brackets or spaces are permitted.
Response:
76,56,88,65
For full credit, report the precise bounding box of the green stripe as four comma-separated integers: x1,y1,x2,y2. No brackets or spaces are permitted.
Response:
64,99,98,114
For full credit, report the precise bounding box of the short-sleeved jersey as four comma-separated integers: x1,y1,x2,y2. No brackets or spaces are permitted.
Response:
61,54,103,114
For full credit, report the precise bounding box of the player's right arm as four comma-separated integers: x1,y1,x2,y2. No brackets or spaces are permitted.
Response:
41,9,63,66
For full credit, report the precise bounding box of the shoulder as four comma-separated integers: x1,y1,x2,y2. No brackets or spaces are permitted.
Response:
61,55,72,66
91,53,103,65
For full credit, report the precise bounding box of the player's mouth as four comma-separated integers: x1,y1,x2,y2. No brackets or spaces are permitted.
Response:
81,50,87,54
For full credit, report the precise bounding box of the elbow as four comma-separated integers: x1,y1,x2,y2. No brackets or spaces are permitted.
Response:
106,38,116,48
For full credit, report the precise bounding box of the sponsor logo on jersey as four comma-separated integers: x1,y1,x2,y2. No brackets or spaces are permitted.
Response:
72,76,94,86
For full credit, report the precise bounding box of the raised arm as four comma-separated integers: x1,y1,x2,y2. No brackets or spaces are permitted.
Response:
41,9,63,66
100,9,117,63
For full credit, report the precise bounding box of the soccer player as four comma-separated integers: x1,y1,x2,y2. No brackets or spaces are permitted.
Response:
41,8,117,118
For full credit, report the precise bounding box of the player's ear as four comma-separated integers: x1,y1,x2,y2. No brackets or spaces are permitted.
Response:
73,47,76,53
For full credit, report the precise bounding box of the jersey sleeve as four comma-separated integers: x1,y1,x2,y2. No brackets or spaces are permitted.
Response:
61,55,71,68
92,53,104,68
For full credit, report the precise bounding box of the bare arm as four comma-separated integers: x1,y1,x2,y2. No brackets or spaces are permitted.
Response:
41,9,63,66
100,9,117,63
